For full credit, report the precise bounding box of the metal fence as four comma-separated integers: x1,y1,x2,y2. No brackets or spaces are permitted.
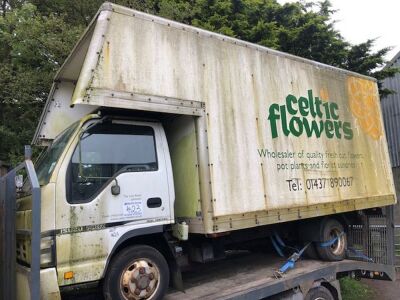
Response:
395,225,400,267
347,207,395,266
0,146,41,300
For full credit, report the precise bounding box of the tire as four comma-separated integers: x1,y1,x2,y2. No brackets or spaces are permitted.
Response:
305,286,334,300
103,245,169,300
304,242,320,260
316,218,347,261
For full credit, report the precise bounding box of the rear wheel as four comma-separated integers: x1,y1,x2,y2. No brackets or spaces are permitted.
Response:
316,218,347,261
103,245,169,300
305,286,334,300
304,242,319,260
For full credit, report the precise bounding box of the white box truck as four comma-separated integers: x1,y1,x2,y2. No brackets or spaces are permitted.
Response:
1,2,396,300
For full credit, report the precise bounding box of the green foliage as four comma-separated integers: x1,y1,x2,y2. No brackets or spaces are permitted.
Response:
0,0,398,164
0,3,81,162
30,0,161,25
346,39,400,98
340,277,375,300
158,0,196,23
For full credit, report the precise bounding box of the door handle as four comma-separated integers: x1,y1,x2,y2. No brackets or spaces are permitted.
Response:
147,197,162,208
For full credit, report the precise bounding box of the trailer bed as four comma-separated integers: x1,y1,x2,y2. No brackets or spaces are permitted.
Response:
61,251,395,300
165,252,395,300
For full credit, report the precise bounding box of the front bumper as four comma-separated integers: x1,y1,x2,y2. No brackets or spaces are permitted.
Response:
16,264,61,300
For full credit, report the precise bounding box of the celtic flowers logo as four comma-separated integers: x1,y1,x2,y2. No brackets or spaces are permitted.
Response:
267,89,353,140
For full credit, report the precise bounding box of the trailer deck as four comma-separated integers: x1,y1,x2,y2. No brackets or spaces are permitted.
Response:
165,252,395,300
61,251,395,299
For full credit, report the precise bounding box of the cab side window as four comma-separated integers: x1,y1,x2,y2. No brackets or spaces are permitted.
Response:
66,123,157,203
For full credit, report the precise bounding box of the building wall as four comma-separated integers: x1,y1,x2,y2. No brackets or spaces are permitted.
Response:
382,53,400,223
382,55,400,168
392,167,400,224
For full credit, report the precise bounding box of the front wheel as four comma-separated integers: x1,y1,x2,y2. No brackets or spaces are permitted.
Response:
103,245,169,300
305,286,334,300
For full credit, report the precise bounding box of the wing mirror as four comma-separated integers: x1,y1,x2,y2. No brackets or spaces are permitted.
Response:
15,174,23,190
111,179,120,196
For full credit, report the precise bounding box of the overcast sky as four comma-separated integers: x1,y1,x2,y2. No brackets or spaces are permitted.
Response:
277,0,400,62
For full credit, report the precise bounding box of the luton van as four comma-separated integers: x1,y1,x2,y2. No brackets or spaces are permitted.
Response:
1,2,396,300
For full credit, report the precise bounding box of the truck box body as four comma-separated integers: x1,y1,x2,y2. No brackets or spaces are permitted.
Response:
34,3,396,234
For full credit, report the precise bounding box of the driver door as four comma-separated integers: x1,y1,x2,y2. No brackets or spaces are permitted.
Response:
54,120,173,285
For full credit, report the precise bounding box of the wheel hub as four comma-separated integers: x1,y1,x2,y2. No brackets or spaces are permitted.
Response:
330,228,345,256
121,259,160,299
136,276,150,290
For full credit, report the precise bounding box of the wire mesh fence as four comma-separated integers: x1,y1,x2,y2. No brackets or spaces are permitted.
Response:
395,225,400,267
347,212,394,265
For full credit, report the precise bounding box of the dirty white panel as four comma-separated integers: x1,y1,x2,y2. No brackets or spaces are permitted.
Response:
33,13,102,145
35,81,96,145
67,7,396,218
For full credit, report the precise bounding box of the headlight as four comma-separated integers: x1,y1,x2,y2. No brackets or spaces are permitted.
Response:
40,235,55,268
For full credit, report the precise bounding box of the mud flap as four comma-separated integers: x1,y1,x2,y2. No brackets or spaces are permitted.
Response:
169,260,184,292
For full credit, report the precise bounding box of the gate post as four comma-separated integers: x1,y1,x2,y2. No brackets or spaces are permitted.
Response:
0,170,16,300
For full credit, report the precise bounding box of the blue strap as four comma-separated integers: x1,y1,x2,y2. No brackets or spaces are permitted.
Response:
279,259,295,273
271,235,285,257
347,247,374,262
273,231,286,248
297,242,310,256
276,243,310,276
319,232,344,248
319,233,373,262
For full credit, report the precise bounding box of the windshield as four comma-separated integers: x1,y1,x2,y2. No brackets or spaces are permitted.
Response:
36,122,79,185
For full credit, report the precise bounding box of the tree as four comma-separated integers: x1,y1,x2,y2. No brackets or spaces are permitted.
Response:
0,3,81,162
30,0,161,26
345,39,398,98
189,0,397,82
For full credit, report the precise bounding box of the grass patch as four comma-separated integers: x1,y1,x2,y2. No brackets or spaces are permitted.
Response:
340,277,375,300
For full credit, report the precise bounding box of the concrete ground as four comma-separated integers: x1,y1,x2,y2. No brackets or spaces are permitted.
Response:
363,271,400,300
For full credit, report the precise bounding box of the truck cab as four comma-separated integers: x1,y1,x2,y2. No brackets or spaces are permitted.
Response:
17,114,177,299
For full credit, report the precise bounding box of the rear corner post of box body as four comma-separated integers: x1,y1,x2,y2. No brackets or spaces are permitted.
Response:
194,114,215,233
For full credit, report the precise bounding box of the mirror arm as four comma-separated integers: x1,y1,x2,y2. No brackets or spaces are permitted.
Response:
78,132,84,179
